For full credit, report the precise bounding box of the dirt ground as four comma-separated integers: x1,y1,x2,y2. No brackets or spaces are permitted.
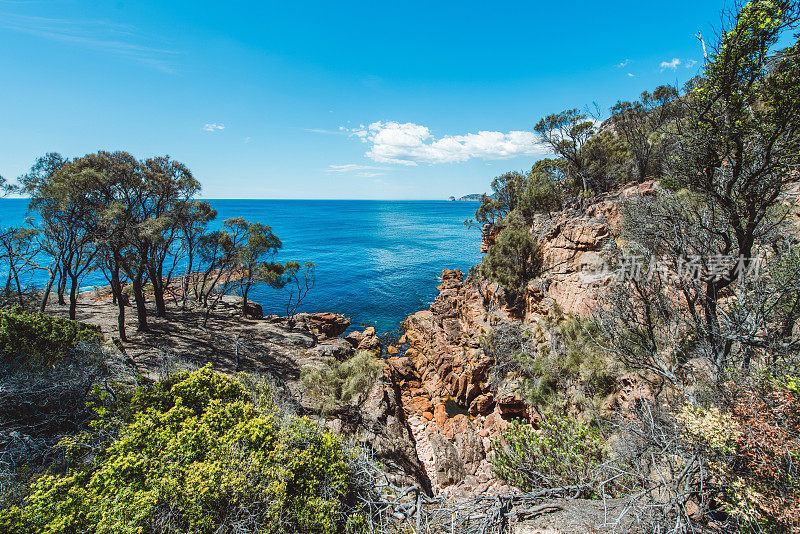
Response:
46,292,320,387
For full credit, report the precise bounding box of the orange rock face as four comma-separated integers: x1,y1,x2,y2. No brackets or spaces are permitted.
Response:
394,189,657,495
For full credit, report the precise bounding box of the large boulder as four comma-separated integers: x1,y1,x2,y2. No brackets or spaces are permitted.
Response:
299,312,350,339
243,301,263,319
429,431,466,488
346,326,381,353
305,338,354,361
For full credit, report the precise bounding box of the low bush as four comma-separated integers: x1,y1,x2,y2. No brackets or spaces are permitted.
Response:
479,214,543,310
1,366,367,534
726,380,800,532
300,351,382,414
0,307,102,367
492,411,604,494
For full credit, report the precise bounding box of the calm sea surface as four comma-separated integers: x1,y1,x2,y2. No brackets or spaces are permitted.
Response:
0,199,482,333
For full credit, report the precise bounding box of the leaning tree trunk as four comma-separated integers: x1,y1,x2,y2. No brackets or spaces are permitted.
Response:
39,264,58,312
57,268,67,305
149,268,167,318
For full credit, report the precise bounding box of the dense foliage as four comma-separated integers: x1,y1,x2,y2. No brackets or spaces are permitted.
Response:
0,366,367,534
0,307,102,366
492,412,604,494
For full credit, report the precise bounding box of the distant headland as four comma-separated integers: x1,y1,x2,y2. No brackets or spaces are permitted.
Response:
447,193,482,201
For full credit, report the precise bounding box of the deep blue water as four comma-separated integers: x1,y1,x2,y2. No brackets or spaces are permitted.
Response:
0,199,482,333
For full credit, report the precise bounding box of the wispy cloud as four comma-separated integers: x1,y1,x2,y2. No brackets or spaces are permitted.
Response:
304,127,346,135
357,171,385,177
685,59,698,68
326,164,388,173
244,136,252,143
0,12,179,72
660,57,681,70
203,123,225,132
627,72,636,77
617,59,630,68
344,121,547,166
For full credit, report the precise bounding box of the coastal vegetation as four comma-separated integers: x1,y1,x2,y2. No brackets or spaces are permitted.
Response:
1,0,799,532
1,365,369,534
0,151,314,339
475,1,800,531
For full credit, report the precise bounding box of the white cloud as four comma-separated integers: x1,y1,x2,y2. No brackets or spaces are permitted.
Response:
304,128,345,135
345,121,547,166
685,59,698,68
617,59,630,68
326,164,388,173
203,123,225,132
627,72,636,77
244,136,252,143
357,171,385,177
660,58,681,70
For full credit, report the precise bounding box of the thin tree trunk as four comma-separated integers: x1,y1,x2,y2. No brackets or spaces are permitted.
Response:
182,250,194,311
68,272,79,320
39,265,58,312
132,276,149,332
149,266,167,317
57,267,67,305
110,268,127,341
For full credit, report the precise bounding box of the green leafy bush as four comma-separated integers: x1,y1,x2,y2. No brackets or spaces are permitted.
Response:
300,351,382,414
0,307,102,366
492,411,604,494
1,366,366,534
479,214,543,308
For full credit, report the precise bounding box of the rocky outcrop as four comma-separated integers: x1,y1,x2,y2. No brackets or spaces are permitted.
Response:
395,190,656,495
345,326,382,353
296,312,350,338
328,362,433,494
305,337,354,360
398,269,523,494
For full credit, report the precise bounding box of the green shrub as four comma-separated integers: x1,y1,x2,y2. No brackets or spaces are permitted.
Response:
492,412,604,494
300,351,382,414
506,317,618,411
0,307,102,367
1,366,366,534
479,213,543,308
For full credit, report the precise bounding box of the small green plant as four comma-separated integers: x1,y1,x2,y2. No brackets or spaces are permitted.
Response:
492,411,604,494
0,307,102,367
301,351,382,413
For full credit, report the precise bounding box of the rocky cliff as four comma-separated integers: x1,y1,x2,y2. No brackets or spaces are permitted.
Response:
389,184,657,495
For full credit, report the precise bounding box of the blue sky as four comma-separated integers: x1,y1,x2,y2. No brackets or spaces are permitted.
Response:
0,0,723,199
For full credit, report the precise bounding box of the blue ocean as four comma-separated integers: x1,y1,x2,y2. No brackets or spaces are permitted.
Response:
0,199,482,333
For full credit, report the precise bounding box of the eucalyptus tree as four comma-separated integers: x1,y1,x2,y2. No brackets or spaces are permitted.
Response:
194,219,250,326
534,109,597,194
177,200,217,310
139,156,201,318
20,154,104,319
610,85,680,181
0,227,38,307
278,261,316,327
598,0,800,382
228,218,282,314
88,151,143,339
